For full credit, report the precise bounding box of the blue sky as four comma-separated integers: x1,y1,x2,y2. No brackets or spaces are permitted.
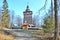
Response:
0,0,60,26
0,0,52,25
0,0,51,18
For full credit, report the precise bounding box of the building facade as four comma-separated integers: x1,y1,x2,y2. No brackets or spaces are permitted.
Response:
23,5,32,24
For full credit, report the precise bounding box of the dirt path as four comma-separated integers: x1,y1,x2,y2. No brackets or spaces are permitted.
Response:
4,29,41,40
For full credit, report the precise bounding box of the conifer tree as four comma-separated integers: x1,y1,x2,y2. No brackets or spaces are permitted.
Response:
2,0,10,28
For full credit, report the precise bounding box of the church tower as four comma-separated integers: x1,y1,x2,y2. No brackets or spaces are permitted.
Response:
23,5,32,24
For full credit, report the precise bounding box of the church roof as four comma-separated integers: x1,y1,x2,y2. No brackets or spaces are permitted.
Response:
26,5,30,11
23,5,32,12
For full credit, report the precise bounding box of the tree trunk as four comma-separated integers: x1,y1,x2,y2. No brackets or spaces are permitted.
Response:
54,0,59,40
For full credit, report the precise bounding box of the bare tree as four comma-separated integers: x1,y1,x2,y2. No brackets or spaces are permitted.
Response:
16,16,22,27
11,11,14,28
32,15,37,27
0,8,2,28
32,15,40,27
9,11,14,28
0,9,2,23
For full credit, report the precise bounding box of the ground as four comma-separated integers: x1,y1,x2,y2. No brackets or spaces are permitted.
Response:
0,31,14,40
4,29,41,40
1,28,60,40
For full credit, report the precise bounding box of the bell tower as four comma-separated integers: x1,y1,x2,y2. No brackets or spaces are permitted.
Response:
23,5,32,24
